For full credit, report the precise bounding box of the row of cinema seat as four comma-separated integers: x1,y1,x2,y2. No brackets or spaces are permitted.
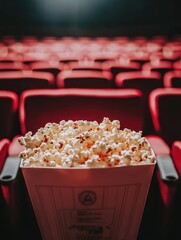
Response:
0,86,181,140
0,68,180,115
0,35,180,63
0,60,181,88
0,61,181,88
0,68,181,90
0,86,180,239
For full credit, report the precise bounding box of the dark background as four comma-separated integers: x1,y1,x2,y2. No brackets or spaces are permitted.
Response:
0,0,181,37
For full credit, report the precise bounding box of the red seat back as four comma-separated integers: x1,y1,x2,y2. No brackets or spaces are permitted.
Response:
115,71,162,134
57,70,113,88
0,91,18,139
0,62,25,72
142,61,173,78
30,61,64,78
103,60,141,77
172,141,181,177
0,138,10,236
164,71,181,88
0,71,54,97
0,139,10,172
149,88,181,146
19,88,144,134
115,71,162,95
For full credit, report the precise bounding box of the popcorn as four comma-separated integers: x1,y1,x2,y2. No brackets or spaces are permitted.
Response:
19,117,155,168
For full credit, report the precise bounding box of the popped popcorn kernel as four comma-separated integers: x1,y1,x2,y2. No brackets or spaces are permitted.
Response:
19,118,155,168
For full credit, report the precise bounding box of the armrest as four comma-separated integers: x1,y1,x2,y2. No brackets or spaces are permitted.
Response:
8,135,25,156
156,155,179,184
0,156,21,185
146,135,170,155
146,136,179,184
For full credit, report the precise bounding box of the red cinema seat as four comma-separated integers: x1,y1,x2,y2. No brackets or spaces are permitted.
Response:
102,59,141,77
163,140,181,238
8,42,29,55
171,141,181,237
21,36,38,45
3,87,145,239
142,60,173,79
145,88,181,238
0,62,25,72
0,138,22,239
115,71,162,93
90,52,119,63
41,36,57,43
172,140,181,230
150,50,180,63
171,139,181,232
0,71,54,97
173,60,181,70
0,138,41,240
148,88,181,146
113,36,129,43
0,57,22,64
65,61,105,72
144,135,179,239
115,71,162,134
163,42,181,57
144,42,162,53
1,89,143,239
0,139,10,238
129,51,151,66
132,36,148,45
164,71,181,88
30,61,64,78
22,55,49,66
1,36,16,45
18,88,144,135
0,91,18,139
59,57,79,64
0,139,10,179
56,70,113,88
150,36,167,45
172,141,181,178
8,88,144,157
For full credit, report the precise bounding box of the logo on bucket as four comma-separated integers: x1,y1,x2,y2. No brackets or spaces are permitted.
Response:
78,190,96,206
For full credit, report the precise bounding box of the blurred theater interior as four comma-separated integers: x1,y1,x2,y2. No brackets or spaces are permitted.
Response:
0,0,181,240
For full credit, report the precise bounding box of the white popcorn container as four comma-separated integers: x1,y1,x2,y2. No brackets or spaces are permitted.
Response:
21,162,155,240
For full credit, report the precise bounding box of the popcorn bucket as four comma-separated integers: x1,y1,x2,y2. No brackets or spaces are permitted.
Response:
21,163,155,240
